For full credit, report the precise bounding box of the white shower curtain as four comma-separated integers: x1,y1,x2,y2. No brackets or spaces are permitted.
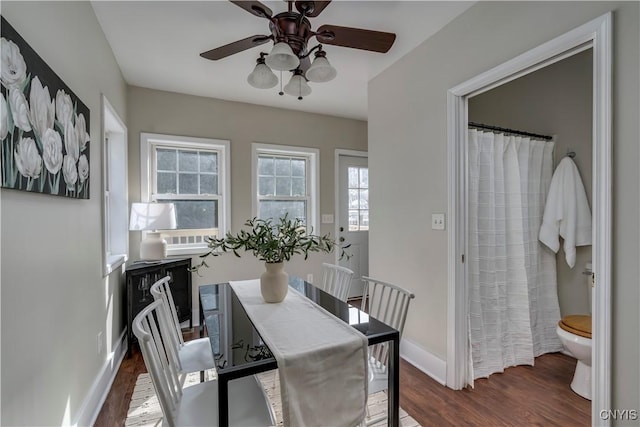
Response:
467,129,563,382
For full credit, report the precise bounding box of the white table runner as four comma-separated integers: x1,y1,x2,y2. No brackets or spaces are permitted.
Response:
230,279,368,427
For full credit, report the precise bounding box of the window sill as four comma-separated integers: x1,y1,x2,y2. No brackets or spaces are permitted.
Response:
104,254,128,276
166,246,210,257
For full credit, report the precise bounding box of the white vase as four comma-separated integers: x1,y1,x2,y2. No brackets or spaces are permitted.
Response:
260,262,288,303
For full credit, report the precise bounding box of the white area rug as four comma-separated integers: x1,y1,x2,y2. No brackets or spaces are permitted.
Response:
126,370,420,426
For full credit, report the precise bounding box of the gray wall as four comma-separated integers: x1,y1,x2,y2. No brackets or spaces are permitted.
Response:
127,86,367,315
469,49,593,317
369,1,639,419
0,2,127,425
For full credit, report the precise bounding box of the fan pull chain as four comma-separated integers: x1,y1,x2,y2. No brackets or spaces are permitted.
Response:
279,71,284,96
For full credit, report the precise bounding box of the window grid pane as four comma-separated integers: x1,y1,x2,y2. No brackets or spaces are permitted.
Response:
157,149,177,171
156,148,219,196
257,154,308,224
153,143,224,249
347,166,369,231
179,173,198,194
178,151,198,172
157,172,177,194
258,155,307,198
200,175,217,195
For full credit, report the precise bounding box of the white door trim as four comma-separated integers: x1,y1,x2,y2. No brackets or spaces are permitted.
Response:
446,12,612,426
334,149,368,264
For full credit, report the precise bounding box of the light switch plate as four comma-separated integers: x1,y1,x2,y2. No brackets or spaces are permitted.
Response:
432,213,446,230
321,214,334,224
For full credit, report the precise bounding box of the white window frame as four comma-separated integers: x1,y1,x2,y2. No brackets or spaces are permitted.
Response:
251,143,319,233
140,133,231,256
346,165,369,232
102,95,128,276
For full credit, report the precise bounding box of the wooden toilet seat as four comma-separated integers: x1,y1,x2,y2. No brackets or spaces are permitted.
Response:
558,314,592,339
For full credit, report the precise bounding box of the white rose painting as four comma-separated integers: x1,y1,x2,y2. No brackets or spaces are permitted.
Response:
1,16,90,198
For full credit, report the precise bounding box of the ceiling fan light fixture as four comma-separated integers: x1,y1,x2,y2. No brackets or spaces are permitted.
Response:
284,71,311,99
247,55,278,89
265,42,300,71
305,51,336,83
200,1,397,99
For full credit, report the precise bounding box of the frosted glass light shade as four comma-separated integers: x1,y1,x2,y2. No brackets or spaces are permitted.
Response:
306,56,337,83
284,74,312,99
247,62,278,89
265,42,300,71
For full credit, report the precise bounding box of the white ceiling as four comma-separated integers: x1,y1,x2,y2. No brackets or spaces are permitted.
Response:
92,1,473,120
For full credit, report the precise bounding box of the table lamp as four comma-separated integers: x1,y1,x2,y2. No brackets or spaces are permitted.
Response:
129,202,177,260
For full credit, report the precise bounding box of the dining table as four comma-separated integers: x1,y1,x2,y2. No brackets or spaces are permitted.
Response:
199,276,400,427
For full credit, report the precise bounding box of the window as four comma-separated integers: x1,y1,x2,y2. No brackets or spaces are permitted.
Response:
141,133,230,255
252,143,318,232
102,96,128,275
348,166,369,231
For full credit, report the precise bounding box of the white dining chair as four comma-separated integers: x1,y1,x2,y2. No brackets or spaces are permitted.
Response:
133,299,275,427
361,276,415,426
319,263,354,302
150,276,215,383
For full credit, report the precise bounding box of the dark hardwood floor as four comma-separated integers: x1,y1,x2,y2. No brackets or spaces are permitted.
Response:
95,329,590,427
94,345,148,427
401,353,590,427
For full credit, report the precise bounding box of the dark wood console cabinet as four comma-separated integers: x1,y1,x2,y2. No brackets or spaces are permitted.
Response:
125,257,192,357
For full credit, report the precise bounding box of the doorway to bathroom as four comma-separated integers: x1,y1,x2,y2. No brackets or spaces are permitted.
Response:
466,48,592,385
469,49,593,338
446,13,612,425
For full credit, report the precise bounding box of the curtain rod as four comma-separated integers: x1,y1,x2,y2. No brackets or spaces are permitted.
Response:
468,122,553,141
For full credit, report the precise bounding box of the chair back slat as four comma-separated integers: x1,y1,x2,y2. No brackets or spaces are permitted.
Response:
320,263,354,302
361,276,415,366
151,276,184,346
133,300,185,427
150,276,185,373
148,306,183,403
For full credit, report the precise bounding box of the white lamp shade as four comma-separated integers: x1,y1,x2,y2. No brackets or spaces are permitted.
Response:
130,203,177,261
284,74,312,98
265,42,300,71
129,203,177,231
247,62,278,89
306,56,337,83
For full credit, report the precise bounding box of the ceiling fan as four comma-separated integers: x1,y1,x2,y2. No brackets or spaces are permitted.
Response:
199,0,396,99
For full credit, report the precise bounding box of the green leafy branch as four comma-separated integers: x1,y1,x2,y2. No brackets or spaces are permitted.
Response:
192,214,350,272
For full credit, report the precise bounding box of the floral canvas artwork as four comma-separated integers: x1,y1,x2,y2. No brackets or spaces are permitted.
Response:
1,16,90,199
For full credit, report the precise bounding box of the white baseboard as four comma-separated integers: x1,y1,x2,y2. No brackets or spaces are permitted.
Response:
400,338,447,385
72,330,127,427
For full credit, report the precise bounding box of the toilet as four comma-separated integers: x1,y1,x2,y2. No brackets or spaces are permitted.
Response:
556,263,593,400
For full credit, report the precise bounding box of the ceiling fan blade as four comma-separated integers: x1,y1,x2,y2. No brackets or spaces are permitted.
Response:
200,35,272,60
229,0,273,18
315,25,396,53
295,1,331,18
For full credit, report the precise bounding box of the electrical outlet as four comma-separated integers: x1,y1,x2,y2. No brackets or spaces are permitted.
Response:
306,274,313,284
431,213,446,230
97,332,103,355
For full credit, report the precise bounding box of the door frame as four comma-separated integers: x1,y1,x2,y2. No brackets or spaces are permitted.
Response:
334,149,368,264
446,12,612,425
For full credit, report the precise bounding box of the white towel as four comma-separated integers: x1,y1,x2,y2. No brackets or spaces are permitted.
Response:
539,157,592,267
230,280,368,427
